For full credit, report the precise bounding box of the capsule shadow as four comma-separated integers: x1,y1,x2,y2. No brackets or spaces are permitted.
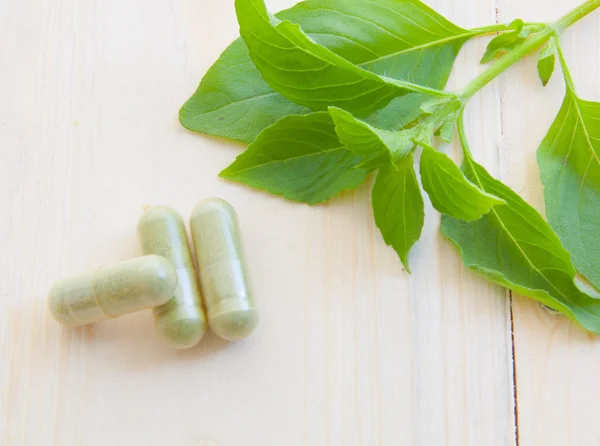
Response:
42,304,233,371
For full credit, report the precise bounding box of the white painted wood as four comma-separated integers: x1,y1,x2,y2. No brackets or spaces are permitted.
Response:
495,1,600,445
0,0,519,444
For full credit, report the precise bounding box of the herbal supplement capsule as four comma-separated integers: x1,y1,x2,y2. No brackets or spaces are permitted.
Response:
190,198,259,341
48,255,178,328
137,206,207,349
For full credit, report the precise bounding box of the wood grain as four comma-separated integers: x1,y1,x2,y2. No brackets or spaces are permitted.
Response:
6,0,597,444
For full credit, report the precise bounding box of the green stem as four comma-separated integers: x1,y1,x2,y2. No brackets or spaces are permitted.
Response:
400,80,454,98
469,24,518,34
555,0,600,31
458,0,600,100
470,22,546,35
459,27,555,99
399,21,553,99
457,113,474,160
554,36,577,92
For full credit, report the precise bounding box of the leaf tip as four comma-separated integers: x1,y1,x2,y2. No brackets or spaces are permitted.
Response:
327,106,350,122
218,165,236,179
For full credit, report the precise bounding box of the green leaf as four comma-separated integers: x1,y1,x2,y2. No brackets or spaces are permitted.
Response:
362,93,428,131
218,95,429,201
538,91,600,291
219,96,431,202
537,40,556,86
299,0,468,85
219,113,368,204
480,19,528,64
372,156,424,272
236,0,455,115
435,111,459,143
179,39,309,143
442,157,600,334
417,96,463,145
419,146,505,220
328,107,414,170
181,0,474,142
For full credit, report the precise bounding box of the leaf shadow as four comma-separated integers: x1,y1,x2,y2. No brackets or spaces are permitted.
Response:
178,125,248,153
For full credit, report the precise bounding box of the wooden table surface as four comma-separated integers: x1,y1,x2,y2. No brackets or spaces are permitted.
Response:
2,0,600,444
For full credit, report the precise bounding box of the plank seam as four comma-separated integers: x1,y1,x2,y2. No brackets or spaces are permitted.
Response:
494,0,520,443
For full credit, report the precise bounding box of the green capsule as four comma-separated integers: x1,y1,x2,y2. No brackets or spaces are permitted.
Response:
190,198,259,341
48,255,178,327
137,206,207,349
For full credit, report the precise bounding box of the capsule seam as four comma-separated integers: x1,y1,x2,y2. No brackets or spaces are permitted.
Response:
91,268,119,319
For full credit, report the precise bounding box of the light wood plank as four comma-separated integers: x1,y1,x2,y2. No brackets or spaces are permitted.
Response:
494,0,600,444
0,0,515,444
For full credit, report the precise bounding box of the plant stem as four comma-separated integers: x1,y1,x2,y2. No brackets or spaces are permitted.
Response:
458,0,600,100
555,0,600,31
554,36,577,92
401,80,454,98
469,24,517,34
459,27,554,100
403,23,535,98
457,113,473,160
470,22,546,35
